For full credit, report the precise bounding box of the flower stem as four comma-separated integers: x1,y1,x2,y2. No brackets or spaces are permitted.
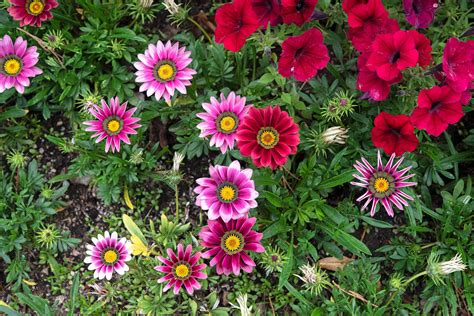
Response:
175,183,179,219
384,271,428,307
187,17,213,44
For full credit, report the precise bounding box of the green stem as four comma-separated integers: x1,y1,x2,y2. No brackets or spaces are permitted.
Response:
187,17,213,44
175,183,179,219
384,271,428,307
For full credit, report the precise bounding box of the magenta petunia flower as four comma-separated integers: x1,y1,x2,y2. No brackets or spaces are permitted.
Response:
194,160,258,222
7,0,59,27
199,217,265,276
133,41,196,103
0,35,42,94
196,92,250,154
84,97,141,153
403,0,438,29
351,151,417,217
155,244,207,295
84,231,132,280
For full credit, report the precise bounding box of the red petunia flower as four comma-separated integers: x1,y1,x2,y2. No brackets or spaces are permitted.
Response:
403,0,438,29
251,0,282,27
348,17,399,53
342,0,369,13
407,30,432,67
411,85,464,137
372,112,419,156
346,0,388,28
7,0,58,27
280,0,318,26
236,106,300,169
442,38,474,93
366,30,419,82
357,53,402,101
278,28,329,81
215,0,260,52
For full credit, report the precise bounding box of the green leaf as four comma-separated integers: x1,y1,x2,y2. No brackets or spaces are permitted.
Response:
67,273,80,316
0,108,28,121
262,218,288,239
316,170,353,190
260,191,283,207
319,225,371,256
319,204,346,225
278,234,294,289
122,214,147,246
361,216,393,228
284,281,312,307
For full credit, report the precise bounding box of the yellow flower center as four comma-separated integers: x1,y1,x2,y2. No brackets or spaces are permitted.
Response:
103,250,118,264
175,264,189,278
225,235,241,252
28,0,44,15
107,119,121,133
219,185,236,202
374,178,389,193
261,131,276,146
219,116,236,132
3,59,21,76
157,64,175,81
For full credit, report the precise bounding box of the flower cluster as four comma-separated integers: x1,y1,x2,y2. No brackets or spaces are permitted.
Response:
215,0,329,82
344,0,432,101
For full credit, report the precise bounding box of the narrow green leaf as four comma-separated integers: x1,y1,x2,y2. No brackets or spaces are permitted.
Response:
319,225,371,256
361,216,393,228
67,273,80,316
278,234,294,289
316,170,353,190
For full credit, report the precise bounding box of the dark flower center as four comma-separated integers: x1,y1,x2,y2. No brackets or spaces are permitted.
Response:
390,127,401,137
430,101,442,112
294,47,305,59
390,51,401,64
296,0,305,11
412,1,422,14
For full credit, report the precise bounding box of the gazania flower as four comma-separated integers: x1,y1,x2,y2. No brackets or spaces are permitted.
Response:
155,244,207,295
196,92,250,154
351,151,417,217
348,17,399,53
371,112,419,156
251,0,282,27
366,30,419,81
403,0,438,29
84,231,132,280
346,0,388,28
199,217,265,276
84,97,141,153
7,0,58,27
356,53,402,101
0,35,42,94
194,160,259,222
215,0,259,52
442,38,474,93
236,106,300,169
134,41,196,103
280,0,318,26
278,28,329,82
410,85,464,137
408,30,432,67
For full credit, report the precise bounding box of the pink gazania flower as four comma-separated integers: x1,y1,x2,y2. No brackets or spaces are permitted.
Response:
442,38,474,93
196,92,250,154
236,106,300,170
351,151,417,217
7,0,58,27
199,217,265,276
366,30,419,82
410,85,464,137
84,231,132,280
0,35,42,94
278,28,329,82
134,41,196,103
194,160,259,222
84,97,141,153
155,244,207,295
403,0,438,29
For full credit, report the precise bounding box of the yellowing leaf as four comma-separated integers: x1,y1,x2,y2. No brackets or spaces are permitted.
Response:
317,256,353,271
123,186,134,210
22,279,37,286
130,235,151,257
